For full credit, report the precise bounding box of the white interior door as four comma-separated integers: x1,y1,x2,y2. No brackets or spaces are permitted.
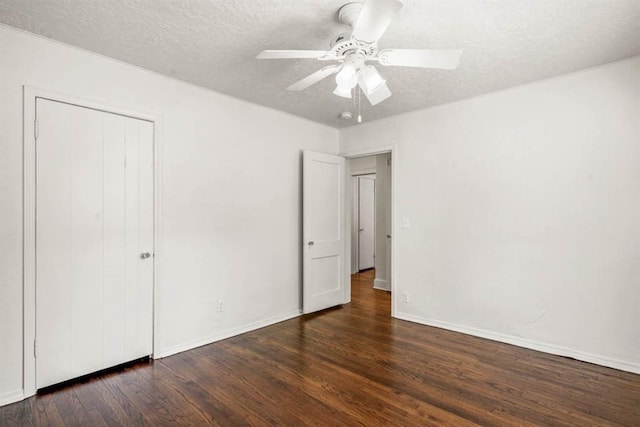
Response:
350,176,359,274
303,151,346,314
35,98,154,389
358,176,376,270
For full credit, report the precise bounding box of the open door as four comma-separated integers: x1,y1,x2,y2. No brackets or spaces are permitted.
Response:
303,151,346,314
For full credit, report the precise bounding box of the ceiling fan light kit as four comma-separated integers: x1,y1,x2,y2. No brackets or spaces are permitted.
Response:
333,85,353,99
359,65,386,95
335,61,359,90
257,0,462,120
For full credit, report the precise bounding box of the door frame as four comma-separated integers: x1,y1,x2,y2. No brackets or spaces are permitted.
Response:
22,86,163,398
341,145,397,316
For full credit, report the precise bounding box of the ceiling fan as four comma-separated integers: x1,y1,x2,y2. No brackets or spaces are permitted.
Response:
256,0,462,106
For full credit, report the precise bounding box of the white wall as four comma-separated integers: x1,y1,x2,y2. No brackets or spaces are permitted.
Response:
340,57,640,373
0,25,338,404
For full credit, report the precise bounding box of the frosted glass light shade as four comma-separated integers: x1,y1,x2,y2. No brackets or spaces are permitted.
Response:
333,85,352,98
335,63,358,90
359,65,386,94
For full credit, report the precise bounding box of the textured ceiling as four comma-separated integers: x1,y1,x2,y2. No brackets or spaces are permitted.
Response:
1,0,639,127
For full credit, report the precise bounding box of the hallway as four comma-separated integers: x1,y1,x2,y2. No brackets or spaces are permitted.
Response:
349,268,390,317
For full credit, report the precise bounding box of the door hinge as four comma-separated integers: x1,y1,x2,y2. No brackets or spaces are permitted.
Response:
33,339,37,358
34,118,39,140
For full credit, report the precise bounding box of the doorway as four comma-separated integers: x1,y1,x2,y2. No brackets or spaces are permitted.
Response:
346,151,393,301
301,146,395,316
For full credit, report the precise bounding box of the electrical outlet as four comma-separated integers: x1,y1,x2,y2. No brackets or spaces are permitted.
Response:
402,292,409,304
402,217,411,229
217,300,224,312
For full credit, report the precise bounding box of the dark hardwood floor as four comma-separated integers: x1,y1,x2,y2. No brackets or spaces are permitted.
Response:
2,269,640,425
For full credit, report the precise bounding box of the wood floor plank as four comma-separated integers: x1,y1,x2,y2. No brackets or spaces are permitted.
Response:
1,269,639,425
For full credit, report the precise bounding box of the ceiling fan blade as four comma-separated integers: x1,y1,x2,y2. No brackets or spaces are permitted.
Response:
287,65,341,91
377,49,462,69
256,50,329,59
359,81,392,106
352,0,404,44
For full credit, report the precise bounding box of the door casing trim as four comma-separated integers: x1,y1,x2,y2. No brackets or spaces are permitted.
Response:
22,85,164,399
340,145,397,316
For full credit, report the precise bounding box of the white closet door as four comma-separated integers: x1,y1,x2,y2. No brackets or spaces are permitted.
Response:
358,176,376,270
35,98,153,389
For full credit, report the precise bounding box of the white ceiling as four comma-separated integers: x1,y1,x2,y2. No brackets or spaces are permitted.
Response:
1,0,639,127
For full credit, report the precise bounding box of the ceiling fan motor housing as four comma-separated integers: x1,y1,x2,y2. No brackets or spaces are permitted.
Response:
333,3,378,59
330,34,376,59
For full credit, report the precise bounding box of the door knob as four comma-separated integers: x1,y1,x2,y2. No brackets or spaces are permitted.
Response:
359,228,364,232
308,241,314,246
140,252,152,259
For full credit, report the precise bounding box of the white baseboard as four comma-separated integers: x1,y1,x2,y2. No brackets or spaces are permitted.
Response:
155,310,302,359
394,312,640,375
0,389,25,407
1,311,303,407
373,279,390,291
